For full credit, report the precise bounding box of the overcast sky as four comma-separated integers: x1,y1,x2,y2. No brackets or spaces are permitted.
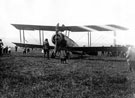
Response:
0,0,135,46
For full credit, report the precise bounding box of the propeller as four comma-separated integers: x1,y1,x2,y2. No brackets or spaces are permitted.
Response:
51,23,66,56
52,23,65,45
55,23,59,34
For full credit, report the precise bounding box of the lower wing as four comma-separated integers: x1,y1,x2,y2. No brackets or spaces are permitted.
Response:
12,42,54,49
67,46,128,53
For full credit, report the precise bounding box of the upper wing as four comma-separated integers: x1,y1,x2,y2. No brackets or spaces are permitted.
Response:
12,24,56,31
12,24,128,32
11,24,90,32
13,42,54,49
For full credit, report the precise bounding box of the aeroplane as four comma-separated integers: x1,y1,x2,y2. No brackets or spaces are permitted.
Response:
12,23,128,57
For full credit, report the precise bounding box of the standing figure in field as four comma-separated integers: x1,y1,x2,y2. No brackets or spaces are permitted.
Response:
126,46,135,72
8,47,11,55
15,46,18,52
0,39,4,56
5,46,8,54
43,38,50,59
23,48,27,54
60,49,67,64
27,48,30,53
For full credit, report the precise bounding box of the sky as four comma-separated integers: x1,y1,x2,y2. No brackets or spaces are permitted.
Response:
0,0,135,46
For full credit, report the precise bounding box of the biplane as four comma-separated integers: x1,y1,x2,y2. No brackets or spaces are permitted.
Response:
12,23,128,57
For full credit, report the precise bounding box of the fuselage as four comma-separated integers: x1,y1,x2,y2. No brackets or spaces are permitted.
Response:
52,33,78,48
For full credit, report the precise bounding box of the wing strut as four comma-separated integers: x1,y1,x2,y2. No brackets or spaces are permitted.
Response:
114,31,116,46
65,30,70,37
88,32,89,47
19,30,22,43
90,32,91,47
68,31,70,37
39,30,41,45
19,29,25,44
42,31,44,44
88,32,91,47
23,30,25,44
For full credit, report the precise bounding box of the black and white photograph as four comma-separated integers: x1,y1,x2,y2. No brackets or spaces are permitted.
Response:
0,0,135,97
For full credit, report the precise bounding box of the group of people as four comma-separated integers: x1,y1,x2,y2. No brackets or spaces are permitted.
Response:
1,37,135,69
43,38,67,63
23,48,30,54
43,38,135,68
0,39,11,56
42,38,135,67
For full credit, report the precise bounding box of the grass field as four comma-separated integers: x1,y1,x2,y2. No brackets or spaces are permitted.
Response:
0,51,135,98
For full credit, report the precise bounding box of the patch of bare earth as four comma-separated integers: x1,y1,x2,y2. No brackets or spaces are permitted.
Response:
0,52,135,98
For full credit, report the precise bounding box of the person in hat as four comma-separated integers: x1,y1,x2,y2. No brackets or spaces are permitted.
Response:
0,39,4,56
43,38,50,59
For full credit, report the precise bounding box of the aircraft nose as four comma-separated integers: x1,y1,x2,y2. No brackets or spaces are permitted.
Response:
52,33,64,45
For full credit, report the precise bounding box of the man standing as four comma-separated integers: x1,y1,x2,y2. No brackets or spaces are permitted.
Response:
0,39,3,56
15,45,18,52
126,46,135,72
43,38,50,59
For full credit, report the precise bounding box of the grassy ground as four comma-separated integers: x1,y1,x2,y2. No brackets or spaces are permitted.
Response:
0,51,135,98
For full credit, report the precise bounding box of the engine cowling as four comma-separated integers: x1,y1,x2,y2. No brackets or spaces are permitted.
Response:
52,33,65,45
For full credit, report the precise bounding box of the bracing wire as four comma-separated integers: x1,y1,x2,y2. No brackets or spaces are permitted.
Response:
26,31,39,44
76,33,87,42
